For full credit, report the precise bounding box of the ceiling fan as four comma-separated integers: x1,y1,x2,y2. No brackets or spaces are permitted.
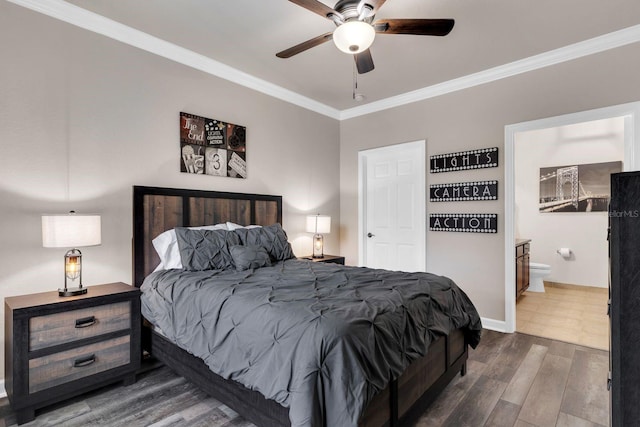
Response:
276,0,454,74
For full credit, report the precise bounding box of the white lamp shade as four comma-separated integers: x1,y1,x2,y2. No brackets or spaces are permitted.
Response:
42,214,102,248
333,21,376,54
306,215,331,234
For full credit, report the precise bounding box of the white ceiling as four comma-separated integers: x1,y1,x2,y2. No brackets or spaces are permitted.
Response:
12,0,640,117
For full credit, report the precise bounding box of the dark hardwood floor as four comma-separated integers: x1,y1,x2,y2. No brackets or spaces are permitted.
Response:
0,330,609,427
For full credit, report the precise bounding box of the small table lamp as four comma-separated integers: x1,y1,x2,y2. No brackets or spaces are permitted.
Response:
42,211,102,297
306,214,331,258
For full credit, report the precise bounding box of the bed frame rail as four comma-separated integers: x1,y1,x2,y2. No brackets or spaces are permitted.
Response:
149,327,467,427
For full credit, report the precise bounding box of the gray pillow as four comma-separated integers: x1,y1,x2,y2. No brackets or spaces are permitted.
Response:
229,245,272,271
175,228,240,271
233,223,295,262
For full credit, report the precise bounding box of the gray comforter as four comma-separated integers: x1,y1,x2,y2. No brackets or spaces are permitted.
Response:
141,259,482,427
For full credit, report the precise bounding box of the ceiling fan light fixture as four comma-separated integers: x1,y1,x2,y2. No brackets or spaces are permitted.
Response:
332,20,375,54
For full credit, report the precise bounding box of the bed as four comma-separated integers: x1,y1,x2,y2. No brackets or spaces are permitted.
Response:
132,185,482,427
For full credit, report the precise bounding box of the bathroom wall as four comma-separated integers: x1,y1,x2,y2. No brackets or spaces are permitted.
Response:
514,117,625,288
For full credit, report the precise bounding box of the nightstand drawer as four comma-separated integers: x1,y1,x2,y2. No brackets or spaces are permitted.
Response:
29,301,131,351
6,282,141,425
28,334,131,394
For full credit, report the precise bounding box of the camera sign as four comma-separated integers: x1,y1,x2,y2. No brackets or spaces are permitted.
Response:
430,180,498,202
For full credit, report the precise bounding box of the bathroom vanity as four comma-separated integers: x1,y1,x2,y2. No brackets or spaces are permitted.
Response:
515,239,530,300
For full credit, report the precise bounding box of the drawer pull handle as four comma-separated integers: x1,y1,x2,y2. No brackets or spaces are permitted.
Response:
73,354,96,368
75,316,96,328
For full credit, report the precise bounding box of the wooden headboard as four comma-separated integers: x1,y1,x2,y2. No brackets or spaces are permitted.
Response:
132,186,282,287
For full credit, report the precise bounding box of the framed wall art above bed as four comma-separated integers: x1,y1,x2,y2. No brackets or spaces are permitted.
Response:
180,112,247,178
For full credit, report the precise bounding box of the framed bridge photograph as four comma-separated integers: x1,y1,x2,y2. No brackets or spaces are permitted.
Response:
539,161,622,212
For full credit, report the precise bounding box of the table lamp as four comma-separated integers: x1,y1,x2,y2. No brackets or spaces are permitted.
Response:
42,211,102,296
306,214,331,258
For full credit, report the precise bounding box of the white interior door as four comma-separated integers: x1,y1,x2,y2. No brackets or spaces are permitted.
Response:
359,140,426,272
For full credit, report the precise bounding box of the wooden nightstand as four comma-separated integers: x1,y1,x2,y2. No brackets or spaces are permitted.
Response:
5,282,141,425
298,255,345,265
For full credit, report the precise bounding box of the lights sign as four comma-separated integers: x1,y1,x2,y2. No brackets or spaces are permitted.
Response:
430,147,498,173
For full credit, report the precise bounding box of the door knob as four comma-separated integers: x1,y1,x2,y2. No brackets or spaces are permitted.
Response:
367,232,375,238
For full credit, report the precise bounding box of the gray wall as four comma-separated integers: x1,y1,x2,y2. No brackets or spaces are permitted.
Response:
0,3,340,379
339,42,640,322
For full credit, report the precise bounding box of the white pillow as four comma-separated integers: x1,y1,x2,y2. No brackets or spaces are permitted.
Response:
226,222,263,231
152,223,228,270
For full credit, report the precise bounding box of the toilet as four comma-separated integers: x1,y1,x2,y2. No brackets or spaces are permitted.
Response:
528,262,551,292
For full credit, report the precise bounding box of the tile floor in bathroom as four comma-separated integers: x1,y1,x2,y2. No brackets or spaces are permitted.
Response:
516,281,609,350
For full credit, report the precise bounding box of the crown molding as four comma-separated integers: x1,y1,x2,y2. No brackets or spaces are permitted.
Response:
6,0,342,120
7,0,640,122
340,24,640,120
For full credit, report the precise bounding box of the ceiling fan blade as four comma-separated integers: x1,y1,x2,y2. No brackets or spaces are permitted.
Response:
287,0,337,20
367,0,388,15
355,49,375,74
374,18,455,36
276,32,334,58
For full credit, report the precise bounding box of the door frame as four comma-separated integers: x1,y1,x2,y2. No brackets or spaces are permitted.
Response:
358,140,426,269
504,101,640,333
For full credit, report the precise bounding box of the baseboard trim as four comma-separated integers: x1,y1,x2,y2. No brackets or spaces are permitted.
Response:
545,281,608,291
481,317,509,333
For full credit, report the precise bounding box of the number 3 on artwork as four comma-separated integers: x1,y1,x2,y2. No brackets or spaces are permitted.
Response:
212,153,221,170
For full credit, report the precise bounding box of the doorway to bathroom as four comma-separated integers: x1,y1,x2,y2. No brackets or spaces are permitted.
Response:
504,102,640,349
514,118,623,350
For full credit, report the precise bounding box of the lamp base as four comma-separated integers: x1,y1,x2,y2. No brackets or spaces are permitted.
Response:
58,287,88,297
312,233,324,259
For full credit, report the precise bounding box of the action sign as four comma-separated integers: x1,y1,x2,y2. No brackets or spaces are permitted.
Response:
429,213,498,233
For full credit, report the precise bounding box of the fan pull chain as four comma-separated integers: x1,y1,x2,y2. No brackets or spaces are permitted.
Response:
353,62,365,102
353,62,358,100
